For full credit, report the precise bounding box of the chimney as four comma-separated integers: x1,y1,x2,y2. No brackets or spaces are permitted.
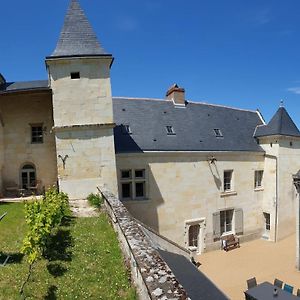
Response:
166,84,185,105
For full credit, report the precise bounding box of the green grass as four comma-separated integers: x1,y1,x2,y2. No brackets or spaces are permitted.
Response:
0,202,136,300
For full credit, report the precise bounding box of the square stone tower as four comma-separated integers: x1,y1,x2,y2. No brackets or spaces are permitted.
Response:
45,0,117,199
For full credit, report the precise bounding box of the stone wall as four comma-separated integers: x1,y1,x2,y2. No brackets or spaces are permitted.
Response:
0,91,57,193
116,151,265,252
98,187,190,300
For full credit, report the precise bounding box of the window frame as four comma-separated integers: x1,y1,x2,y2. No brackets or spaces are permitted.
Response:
220,209,234,235
70,72,80,79
120,168,147,200
166,125,176,135
122,124,132,135
263,212,270,231
223,170,233,192
30,124,44,144
214,128,223,137
254,170,264,189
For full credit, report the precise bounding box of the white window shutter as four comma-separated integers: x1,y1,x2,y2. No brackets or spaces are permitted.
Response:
213,212,221,240
235,208,243,235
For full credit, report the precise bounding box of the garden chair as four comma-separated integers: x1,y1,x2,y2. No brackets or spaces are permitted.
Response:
283,283,293,294
274,278,283,289
246,277,257,289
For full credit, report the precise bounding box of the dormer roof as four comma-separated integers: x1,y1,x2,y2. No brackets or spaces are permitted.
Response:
48,0,109,58
254,107,300,138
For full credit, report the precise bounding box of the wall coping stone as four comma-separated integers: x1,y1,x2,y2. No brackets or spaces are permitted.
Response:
98,186,190,300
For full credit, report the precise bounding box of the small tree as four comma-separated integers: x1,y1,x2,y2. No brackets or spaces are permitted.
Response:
20,188,68,296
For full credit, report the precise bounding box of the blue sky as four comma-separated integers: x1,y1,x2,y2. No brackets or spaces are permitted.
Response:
1,0,300,124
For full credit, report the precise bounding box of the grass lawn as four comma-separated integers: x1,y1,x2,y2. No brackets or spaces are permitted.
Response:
0,202,136,300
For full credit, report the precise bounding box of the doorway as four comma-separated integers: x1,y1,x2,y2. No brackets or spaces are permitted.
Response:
21,164,36,190
185,218,206,254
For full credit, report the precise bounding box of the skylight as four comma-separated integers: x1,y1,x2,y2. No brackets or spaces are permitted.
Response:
122,124,132,134
166,126,176,135
214,128,223,137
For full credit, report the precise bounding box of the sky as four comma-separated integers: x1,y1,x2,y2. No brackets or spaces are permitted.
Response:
1,0,300,125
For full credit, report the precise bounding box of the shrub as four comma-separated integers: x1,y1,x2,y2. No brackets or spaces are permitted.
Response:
87,193,103,208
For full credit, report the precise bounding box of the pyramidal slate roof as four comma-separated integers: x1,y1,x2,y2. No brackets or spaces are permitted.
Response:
254,107,300,138
49,0,109,58
113,98,264,153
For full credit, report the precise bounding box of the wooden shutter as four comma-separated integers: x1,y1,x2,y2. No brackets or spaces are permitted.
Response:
235,208,243,235
212,211,221,240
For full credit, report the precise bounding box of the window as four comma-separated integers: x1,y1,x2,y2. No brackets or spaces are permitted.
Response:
166,126,175,135
188,224,200,247
254,170,263,188
264,213,270,231
71,72,80,79
120,169,146,200
122,124,132,134
223,170,233,191
220,209,234,235
214,128,223,137
31,125,43,143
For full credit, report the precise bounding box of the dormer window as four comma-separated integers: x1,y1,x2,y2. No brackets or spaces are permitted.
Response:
71,72,80,79
122,124,132,134
214,128,223,137
166,126,176,135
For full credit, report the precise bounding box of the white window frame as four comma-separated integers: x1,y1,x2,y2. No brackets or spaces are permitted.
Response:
166,125,176,135
263,212,270,231
254,170,264,189
214,128,223,137
120,168,147,200
220,209,234,235
223,170,233,192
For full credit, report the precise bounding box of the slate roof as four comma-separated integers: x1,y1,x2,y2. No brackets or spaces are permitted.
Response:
0,80,49,94
254,107,300,138
49,0,109,58
113,98,264,153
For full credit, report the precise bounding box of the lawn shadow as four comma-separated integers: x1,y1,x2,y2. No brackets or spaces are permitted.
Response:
47,263,68,278
0,252,24,264
44,285,57,300
44,216,74,278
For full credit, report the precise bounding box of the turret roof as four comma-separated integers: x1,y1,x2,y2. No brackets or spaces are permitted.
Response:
49,0,109,58
254,106,300,138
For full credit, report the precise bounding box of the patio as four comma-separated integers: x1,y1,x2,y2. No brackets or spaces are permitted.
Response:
198,234,300,300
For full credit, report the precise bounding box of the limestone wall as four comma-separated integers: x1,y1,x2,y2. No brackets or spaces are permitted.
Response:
55,126,118,199
0,91,57,193
47,56,118,199
259,136,300,241
116,151,265,252
47,57,114,127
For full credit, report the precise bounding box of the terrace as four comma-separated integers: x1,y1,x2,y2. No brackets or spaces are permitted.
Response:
198,234,300,299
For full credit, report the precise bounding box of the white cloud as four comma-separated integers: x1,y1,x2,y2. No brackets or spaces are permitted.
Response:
287,87,300,95
116,16,138,32
254,8,271,25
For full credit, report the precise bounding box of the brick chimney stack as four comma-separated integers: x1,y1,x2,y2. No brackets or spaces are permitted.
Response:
166,84,185,105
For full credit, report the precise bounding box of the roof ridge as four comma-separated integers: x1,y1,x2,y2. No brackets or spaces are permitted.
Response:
113,97,258,113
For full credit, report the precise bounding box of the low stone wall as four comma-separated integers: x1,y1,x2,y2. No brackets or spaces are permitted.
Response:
98,187,190,300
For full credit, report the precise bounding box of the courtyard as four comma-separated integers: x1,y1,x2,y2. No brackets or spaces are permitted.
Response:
199,234,300,299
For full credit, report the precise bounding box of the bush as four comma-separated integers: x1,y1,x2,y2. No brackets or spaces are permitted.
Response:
87,193,103,208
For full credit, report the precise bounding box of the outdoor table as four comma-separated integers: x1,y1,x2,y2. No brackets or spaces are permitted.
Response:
245,282,299,300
